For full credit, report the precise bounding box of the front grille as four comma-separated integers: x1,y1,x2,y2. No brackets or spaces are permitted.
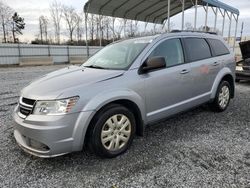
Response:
22,97,36,106
18,97,36,118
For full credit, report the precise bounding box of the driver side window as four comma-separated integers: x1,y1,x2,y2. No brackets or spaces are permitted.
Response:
149,38,184,67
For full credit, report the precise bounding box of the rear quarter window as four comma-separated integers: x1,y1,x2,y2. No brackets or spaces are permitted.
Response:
183,38,212,62
207,39,230,56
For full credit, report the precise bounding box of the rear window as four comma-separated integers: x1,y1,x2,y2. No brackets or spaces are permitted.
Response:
207,39,230,56
183,38,212,62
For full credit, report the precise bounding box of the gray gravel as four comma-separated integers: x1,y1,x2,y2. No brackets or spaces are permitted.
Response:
0,65,249,188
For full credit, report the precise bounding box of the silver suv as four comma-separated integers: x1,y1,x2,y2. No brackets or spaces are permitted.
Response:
13,32,235,158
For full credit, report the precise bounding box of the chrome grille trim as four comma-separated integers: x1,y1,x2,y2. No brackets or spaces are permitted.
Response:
18,97,36,118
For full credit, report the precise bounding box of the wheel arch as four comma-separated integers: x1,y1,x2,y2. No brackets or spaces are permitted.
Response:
211,68,235,99
82,99,145,149
221,74,235,98
94,99,144,136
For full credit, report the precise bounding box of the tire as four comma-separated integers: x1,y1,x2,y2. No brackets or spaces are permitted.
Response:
210,81,231,112
235,79,240,83
86,104,136,158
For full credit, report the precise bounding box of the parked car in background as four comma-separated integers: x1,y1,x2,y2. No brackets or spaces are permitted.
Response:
13,32,235,158
236,40,250,82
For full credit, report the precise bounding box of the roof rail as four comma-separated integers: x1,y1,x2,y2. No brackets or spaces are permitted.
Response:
170,30,218,35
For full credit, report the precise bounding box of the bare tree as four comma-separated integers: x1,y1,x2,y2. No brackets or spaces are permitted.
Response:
62,5,78,43
185,22,193,30
39,16,49,43
75,13,84,42
102,16,111,40
50,0,62,44
0,1,13,43
112,18,123,40
126,20,138,37
87,14,95,42
39,16,43,42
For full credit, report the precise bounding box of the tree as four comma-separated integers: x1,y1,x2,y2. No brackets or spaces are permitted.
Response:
126,20,138,37
11,12,25,43
87,14,95,42
75,14,84,42
50,0,62,44
39,16,49,43
202,26,210,32
62,5,78,43
113,18,124,40
0,1,14,43
185,22,193,30
198,25,211,32
102,16,111,40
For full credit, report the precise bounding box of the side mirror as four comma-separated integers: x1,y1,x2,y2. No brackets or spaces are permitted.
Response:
139,56,166,74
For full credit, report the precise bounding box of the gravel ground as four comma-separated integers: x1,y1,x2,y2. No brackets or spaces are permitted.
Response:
0,65,249,188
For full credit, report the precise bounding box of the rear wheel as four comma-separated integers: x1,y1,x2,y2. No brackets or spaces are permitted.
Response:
87,104,136,158
211,81,231,112
235,79,240,83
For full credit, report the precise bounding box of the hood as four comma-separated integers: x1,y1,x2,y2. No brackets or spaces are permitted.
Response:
21,66,124,100
239,40,250,60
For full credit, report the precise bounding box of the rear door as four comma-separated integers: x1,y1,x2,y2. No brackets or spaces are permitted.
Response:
206,38,231,83
182,37,219,98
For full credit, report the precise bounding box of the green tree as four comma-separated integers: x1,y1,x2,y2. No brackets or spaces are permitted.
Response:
11,12,25,43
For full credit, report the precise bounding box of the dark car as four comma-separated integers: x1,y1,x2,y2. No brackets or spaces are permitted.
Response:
236,40,250,82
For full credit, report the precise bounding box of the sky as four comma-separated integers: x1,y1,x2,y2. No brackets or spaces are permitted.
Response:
2,0,250,43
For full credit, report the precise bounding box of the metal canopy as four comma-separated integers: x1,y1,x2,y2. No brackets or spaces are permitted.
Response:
202,0,239,15
83,0,240,56
84,0,239,24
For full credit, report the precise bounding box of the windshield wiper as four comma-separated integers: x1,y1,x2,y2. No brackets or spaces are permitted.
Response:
83,65,106,69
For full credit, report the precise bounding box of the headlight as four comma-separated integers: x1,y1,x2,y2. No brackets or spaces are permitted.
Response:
236,66,243,71
32,96,79,115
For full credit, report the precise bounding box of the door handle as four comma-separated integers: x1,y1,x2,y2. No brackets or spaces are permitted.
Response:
213,62,220,66
180,69,190,74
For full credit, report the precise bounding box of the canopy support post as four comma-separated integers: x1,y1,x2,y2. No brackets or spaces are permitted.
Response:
144,22,148,34
181,0,185,30
228,12,232,44
123,19,127,38
194,0,197,31
204,3,208,31
99,15,102,47
214,7,218,32
112,17,116,42
84,12,89,57
233,15,239,51
167,0,171,32
222,10,226,36
154,23,157,34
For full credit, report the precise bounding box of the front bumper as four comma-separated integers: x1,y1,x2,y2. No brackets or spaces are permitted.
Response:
13,105,94,158
236,70,250,81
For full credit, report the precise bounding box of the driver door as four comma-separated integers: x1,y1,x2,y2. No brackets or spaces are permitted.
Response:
142,38,192,123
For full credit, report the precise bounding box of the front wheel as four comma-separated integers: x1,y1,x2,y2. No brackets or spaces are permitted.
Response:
210,81,231,112
87,104,136,158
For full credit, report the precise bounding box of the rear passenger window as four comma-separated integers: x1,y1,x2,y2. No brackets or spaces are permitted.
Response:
207,39,230,56
184,38,211,62
148,38,184,67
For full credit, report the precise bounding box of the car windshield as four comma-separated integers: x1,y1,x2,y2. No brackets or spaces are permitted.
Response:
82,38,151,70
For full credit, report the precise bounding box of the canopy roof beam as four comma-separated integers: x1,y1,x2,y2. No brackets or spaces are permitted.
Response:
84,0,240,51
84,0,239,24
